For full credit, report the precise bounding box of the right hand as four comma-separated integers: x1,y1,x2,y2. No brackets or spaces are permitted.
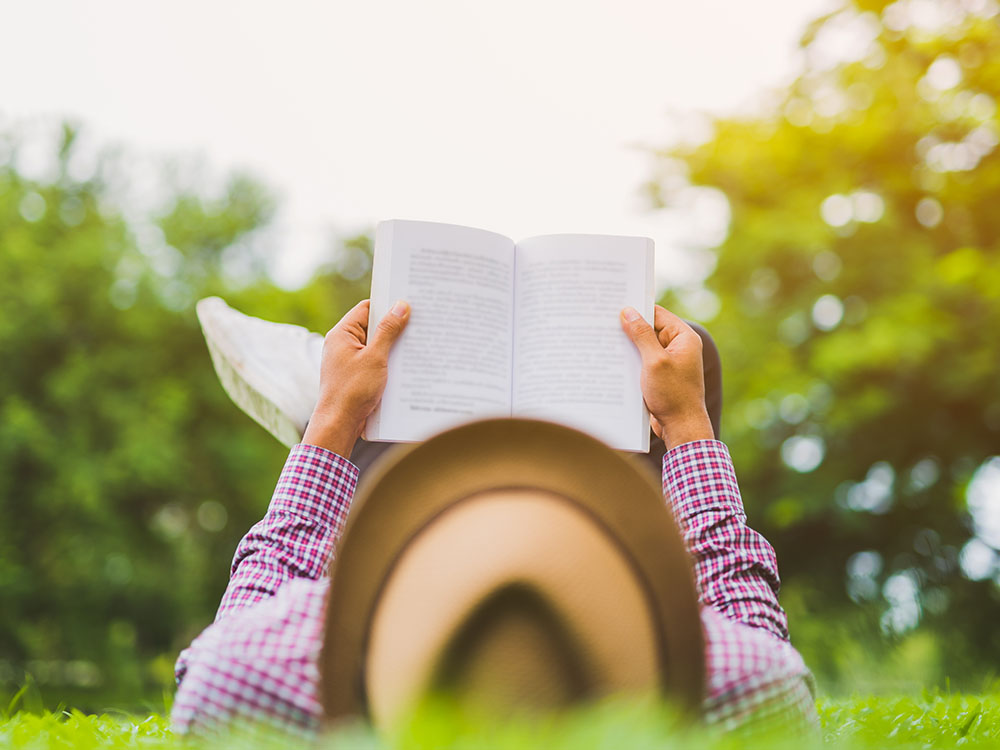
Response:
620,305,714,450
302,298,410,457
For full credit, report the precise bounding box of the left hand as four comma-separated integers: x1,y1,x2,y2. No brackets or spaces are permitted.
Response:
620,304,713,450
302,298,410,457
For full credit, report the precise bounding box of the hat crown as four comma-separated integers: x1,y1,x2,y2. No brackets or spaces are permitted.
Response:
434,583,588,712
321,418,704,727
365,488,660,724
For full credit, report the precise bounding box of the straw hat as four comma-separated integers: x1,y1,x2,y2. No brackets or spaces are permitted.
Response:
320,419,704,727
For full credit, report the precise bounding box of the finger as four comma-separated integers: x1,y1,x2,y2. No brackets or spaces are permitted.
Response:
331,299,372,343
620,307,662,361
653,306,702,354
368,300,411,360
653,305,694,347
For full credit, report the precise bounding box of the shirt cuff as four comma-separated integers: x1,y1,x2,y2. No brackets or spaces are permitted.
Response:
269,443,360,530
662,439,744,525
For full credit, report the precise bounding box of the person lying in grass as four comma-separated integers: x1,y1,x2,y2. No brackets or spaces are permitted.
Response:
172,300,818,735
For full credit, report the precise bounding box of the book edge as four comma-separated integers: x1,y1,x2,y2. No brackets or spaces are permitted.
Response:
364,220,395,441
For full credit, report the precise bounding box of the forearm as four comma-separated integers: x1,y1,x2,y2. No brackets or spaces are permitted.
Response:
662,440,789,640
215,443,358,621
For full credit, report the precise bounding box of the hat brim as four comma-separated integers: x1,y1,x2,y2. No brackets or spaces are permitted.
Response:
320,418,704,723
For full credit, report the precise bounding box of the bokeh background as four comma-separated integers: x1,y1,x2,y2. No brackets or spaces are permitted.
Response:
2,0,999,711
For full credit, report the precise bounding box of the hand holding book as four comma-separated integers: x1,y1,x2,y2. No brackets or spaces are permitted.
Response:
620,305,714,451
302,299,411,458
300,295,711,459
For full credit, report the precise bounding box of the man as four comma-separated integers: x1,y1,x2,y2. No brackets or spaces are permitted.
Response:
172,299,818,734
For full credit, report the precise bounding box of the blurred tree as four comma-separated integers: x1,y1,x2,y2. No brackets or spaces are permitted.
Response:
651,0,1000,691
0,124,370,708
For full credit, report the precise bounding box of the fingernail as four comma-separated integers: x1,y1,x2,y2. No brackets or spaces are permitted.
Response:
391,300,409,317
622,307,640,322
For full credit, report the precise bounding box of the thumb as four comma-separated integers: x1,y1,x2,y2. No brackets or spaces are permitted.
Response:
368,300,410,360
620,307,662,361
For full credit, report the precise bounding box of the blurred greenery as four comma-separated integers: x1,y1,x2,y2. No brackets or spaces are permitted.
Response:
3,692,1000,749
1,0,999,714
652,0,1000,693
0,125,373,708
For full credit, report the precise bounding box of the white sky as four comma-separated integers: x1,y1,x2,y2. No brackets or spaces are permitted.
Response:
2,0,831,289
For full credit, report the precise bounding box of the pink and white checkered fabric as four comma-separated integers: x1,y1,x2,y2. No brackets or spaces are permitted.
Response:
172,440,818,735
663,441,818,731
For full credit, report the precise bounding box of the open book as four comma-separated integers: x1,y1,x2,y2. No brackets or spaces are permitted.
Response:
366,220,655,451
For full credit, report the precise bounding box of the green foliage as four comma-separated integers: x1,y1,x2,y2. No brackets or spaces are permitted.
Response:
651,0,1000,690
820,692,1000,748
0,712,171,750
3,694,1000,749
0,125,371,708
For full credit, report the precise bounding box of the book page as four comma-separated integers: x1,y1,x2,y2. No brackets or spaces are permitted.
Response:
512,235,654,451
367,220,516,442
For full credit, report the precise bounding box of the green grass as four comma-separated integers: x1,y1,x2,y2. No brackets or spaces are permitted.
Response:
1,694,998,748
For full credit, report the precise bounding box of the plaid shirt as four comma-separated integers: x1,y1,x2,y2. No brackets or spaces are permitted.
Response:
172,439,818,735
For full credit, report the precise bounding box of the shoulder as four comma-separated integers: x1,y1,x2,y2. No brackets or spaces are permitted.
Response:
173,579,330,734
698,608,817,729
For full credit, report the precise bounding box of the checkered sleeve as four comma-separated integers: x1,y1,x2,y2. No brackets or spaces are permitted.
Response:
173,443,357,722
663,440,789,641
213,443,359,621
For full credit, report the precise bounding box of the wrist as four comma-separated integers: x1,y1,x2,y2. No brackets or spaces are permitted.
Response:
659,410,714,451
302,412,361,459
